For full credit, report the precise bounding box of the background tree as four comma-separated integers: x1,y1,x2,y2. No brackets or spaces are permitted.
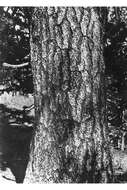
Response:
24,7,113,183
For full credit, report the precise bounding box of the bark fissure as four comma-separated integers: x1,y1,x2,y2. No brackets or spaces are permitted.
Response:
24,7,113,183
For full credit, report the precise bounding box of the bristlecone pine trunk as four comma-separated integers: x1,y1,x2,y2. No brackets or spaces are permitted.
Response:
24,7,113,183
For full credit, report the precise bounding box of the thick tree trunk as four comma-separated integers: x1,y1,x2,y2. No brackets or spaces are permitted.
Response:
24,7,113,183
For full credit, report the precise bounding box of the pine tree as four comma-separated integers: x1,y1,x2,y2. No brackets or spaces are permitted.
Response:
24,7,113,183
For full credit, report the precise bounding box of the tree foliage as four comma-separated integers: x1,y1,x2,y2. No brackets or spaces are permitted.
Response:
104,8,127,148
0,7,33,94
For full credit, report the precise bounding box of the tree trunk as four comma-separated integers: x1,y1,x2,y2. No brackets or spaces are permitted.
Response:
24,7,113,183
121,132,126,151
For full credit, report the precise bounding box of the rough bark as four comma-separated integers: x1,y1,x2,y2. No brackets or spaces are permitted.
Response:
24,7,113,183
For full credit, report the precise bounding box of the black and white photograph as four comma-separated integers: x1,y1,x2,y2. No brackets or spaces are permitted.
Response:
0,4,127,184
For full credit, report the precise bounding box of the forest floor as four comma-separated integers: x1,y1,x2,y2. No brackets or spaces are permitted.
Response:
0,168,16,183
0,91,34,183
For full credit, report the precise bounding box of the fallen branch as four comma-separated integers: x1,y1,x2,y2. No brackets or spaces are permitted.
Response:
2,175,15,182
3,62,29,68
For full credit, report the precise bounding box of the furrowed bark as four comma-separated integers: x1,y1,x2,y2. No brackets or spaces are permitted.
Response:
24,7,113,183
